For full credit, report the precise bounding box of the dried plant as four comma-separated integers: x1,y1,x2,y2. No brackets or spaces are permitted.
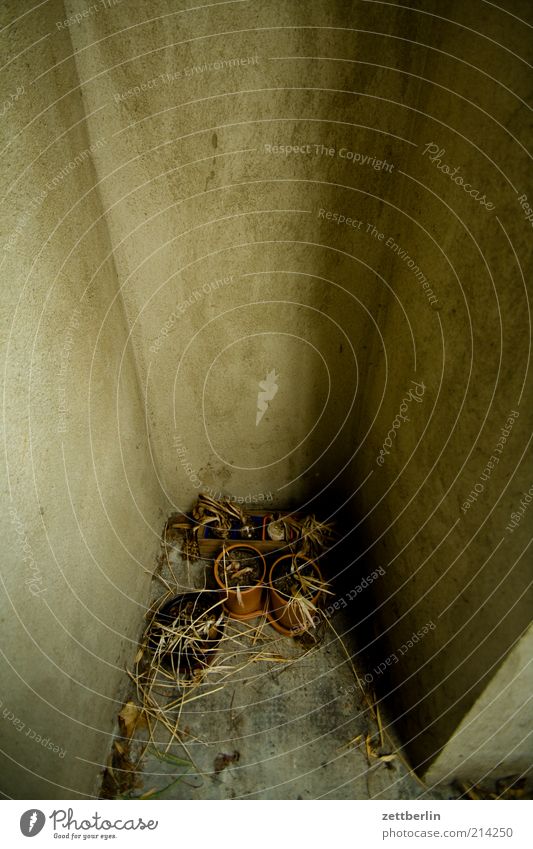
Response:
275,556,333,631
126,586,296,765
109,503,339,796
146,593,225,681
298,515,336,558
192,493,247,537
268,514,335,559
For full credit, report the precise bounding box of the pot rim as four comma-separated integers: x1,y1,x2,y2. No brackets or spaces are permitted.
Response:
268,554,322,604
149,591,225,674
155,590,224,620
214,543,267,594
266,607,308,637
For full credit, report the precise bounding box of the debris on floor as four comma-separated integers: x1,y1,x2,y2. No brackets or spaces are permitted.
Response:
457,776,529,800
100,495,458,800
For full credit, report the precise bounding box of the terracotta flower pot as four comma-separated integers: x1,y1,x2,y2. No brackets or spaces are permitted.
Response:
268,555,323,633
214,544,266,619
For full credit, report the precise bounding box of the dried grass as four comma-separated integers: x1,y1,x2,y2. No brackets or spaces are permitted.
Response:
103,500,336,798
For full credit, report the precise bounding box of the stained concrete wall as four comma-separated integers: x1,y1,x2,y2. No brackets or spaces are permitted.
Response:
64,0,533,780
0,0,167,798
64,0,373,509
331,2,533,775
1,0,531,797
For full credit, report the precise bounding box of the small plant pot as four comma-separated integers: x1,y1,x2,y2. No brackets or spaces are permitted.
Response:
268,555,323,633
214,544,266,619
148,592,225,678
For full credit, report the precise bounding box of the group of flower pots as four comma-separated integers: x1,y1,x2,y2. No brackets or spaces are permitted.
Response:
213,543,323,636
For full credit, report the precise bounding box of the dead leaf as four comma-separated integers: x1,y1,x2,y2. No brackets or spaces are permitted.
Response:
118,701,146,739
214,750,240,775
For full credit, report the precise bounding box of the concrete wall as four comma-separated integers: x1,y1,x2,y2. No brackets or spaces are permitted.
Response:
1,0,531,796
66,0,533,778
65,0,381,509
425,625,532,786
333,2,533,775
0,0,166,798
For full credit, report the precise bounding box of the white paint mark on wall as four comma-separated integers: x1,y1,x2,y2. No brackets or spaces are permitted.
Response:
256,369,279,426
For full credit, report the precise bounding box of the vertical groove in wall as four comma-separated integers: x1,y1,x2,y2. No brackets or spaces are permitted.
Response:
62,0,161,487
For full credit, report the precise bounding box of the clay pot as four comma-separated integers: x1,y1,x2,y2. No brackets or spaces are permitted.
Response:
148,592,225,676
214,544,266,619
268,555,323,634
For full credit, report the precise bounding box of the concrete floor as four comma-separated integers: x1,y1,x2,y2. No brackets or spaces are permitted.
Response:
104,527,456,801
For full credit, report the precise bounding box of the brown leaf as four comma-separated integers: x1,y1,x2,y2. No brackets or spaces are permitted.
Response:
118,701,146,739
214,750,240,775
